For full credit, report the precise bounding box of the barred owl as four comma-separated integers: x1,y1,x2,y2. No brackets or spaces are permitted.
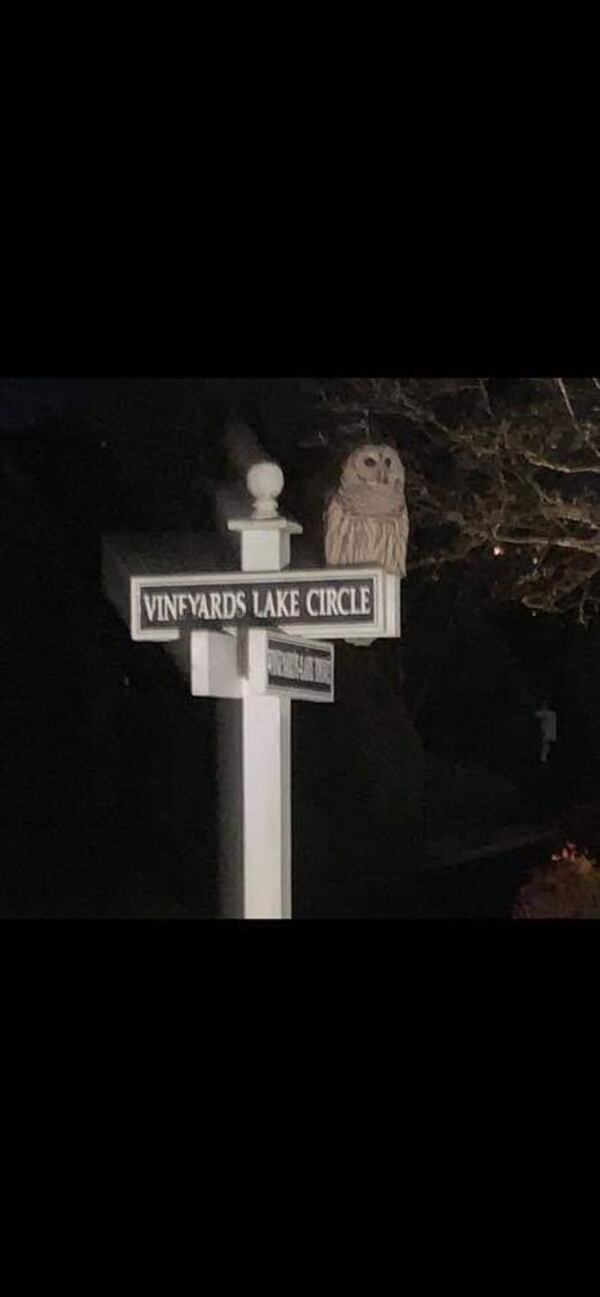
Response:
324,444,409,576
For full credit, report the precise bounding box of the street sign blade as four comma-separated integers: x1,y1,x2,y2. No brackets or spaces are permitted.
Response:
248,631,335,702
103,548,400,643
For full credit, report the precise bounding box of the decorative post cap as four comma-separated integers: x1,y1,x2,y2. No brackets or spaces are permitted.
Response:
247,461,285,520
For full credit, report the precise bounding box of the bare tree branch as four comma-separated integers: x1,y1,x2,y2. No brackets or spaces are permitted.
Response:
555,376,578,428
311,376,600,619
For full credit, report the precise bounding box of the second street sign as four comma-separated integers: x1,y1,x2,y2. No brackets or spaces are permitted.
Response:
247,631,334,702
265,633,334,701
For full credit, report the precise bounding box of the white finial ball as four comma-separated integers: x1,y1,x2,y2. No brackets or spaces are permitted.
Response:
247,461,284,519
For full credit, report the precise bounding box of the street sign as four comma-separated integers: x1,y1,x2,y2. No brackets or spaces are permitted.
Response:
249,631,334,702
105,561,400,643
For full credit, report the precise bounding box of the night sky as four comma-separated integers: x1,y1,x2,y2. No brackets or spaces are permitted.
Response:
0,377,87,427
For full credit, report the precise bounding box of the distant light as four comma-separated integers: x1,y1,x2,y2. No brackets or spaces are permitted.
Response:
493,545,504,557
533,556,539,565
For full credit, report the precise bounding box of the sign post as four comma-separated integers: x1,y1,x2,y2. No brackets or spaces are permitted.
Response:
218,463,301,919
102,459,401,920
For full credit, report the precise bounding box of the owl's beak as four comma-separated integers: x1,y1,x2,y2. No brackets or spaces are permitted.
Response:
378,464,388,485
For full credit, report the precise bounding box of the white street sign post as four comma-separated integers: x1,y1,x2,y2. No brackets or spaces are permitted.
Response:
219,471,299,920
102,459,401,920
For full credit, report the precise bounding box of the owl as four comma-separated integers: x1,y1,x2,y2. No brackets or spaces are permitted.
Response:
324,444,409,576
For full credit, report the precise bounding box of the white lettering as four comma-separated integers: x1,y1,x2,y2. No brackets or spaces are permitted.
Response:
209,591,222,619
142,594,159,623
142,578,370,629
315,658,332,684
222,591,238,620
275,589,298,619
306,588,322,617
267,650,279,676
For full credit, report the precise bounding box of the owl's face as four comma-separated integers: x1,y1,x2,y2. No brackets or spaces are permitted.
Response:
341,444,405,494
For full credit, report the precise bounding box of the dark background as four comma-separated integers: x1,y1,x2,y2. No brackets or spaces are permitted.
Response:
2,377,595,919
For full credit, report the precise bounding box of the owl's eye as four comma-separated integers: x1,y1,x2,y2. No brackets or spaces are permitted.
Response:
384,457,392,468
364,456,377,467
